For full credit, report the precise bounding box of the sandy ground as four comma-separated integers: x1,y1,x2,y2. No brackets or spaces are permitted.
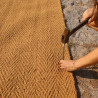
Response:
61,0,98,98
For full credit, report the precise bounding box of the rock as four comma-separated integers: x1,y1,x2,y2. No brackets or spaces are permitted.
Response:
61,0,98,98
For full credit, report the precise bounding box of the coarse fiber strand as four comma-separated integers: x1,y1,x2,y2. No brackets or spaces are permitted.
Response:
0,0,77,98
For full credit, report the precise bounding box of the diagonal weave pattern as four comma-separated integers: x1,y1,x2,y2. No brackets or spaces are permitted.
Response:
0,0,77,98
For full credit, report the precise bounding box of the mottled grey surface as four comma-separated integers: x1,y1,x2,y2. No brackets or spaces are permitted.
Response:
61,0,98,98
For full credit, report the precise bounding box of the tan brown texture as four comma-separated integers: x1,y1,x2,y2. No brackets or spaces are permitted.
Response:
0,0,77,98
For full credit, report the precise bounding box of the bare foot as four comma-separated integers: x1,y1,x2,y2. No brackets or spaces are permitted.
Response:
60,60,78,71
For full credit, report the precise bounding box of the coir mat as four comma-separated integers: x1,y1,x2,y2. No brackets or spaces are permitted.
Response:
0,0,77,97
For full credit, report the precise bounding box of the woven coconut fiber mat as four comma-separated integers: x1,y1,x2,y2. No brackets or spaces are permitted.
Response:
0,0,77,98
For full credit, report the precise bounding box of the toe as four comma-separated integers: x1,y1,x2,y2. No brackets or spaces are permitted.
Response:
60,60,64,63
